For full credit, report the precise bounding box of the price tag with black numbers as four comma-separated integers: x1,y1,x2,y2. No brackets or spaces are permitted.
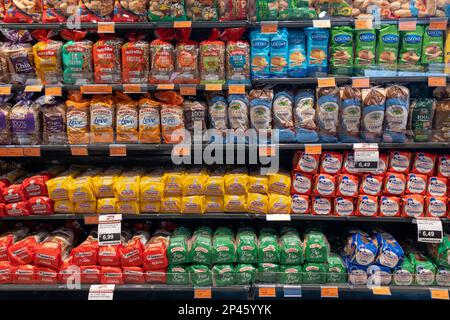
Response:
98,214,122,246
416,218,443,243
353,143,379,171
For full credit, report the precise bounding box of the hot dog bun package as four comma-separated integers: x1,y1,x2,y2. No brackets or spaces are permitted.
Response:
291,194,309,214
293,151,320,174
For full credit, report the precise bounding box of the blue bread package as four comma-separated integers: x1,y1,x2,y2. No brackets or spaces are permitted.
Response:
361,87,386,142
207,92,228,143
316,87,340,143
294,89,319,142
304,28,329,77
342,230,378,266
270,28,289,78
226,94,250,144
339,86,361,143
372,230,404,268
288,29,307,78
367,264,393,286
382,85,410,143
343,256,368,285
273,90,295,142
250,30,270,79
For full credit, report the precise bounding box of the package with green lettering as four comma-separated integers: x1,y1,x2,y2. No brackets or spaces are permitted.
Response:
168,227,192,265
280,228,303,265
167,265,190,285
427,233,450,268
212,228,236,264
393,257,415,286
212,264,235,286
235,264,256,285
256,263,279,283
258,229,280,263
236,228,258,264
188,265,213,286
278,265,302,284
189,227,212,265
326,253,347,283
302,262,327,284
303,230,330,263
408,251,436,286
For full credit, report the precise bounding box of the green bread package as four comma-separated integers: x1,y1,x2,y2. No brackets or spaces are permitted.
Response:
280,228,303,265
235,264,256,285
421,27,444,64
278,265,302,284
188,265,213,286
303,230,330,263
168,227,192,265
212,227,236,264
408,250,436,286
256,263,279,283
258,229,280,263
376,25,400,66
302,263,327,284
212,264,235,286
330,26,354,74
393,257,415,286
427,233,450,268
354,29,376,68
408,98,436,142
399,26,425,65
327,253,347,283
189,227,213,265
167,265,190,285
236,228,258,264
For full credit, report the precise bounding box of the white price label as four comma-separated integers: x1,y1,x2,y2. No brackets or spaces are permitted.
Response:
88,284,115,300
416,218,443,243
353,143,379,171
98,214,122,246
266,214,291,221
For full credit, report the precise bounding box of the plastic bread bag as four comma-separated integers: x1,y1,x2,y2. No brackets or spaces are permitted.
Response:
115,92,138,143
293,89,318,142
122,36,150,84
93,37,123,84
199,38,225,84
249,88,273,141
93,167,122,198
432,98,450,142
61,33,93,84
250,30,270,79
277,0,317,20
43,0,78,22
361,87,386,142
304,28,329,77
0,94,13,144
342,230,377,266
315,87,339,143
339,86,361,143
157,92,185,144
330,26,354,76
407,98,436,142
149,39,175,84
89,95,115,144
288,29,307,78
226,39,250,85
376,25,400,67
10,93,41,145
148,0,186,21
138,96,161,143
31,30,63,84
351,0,392,19
218,0,247,20
113,0,149,22
140,170,164,201
270,28,289,78
186,0,218,21
421,27,444,65
0,30,36,84
174,40,199,84
206,92,228,138
354,29,376,74
78,0,115,22
3,0,42,22
183,99,207,139
66,91,90,144
383,85,410,143
227,94,250,143
36,95,67,145
399,25,425,66
272,90,295,142
255,0,278,20
163,167,184,196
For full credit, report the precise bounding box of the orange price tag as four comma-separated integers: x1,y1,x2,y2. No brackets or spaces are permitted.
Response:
45,86,62,96
355,18,373,29
174,21,192,28
259,287,276,298
321,287,338,298
399,19,417,31
428,76,446,87
228,85,246,94
109,144,127,157
123,84,143,93
194,288,212,299
431,289,449,300
70,145,88,156
259,146,276,157
24,85,43,93
157,84,175,90
23,147,41,157
84,215,99,225
313,19,331,28
81,85,113,94
179,85,197,96
352,77,370,88
98,22,115,33
4,147,24,157
205,84,223,91
172,146,191,157
0,86,12,95
305,144,322,155
429,18,448,31
372,287,391,296
317,77,336,88
261,22,278,34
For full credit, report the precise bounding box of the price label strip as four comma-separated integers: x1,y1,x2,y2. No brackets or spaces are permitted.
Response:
23,147,41,157
283,285,302,298
88,284,115,300
305,144,322,155
98,214,122,246
415,218,443,243
258,286,276,298
430,288,449,300
0,85,12,95
266,214,291,221
354,143,379,171
372,286,391,296
70,145,88,156
321,286,339,298
194,287,212,299
261,21,278,34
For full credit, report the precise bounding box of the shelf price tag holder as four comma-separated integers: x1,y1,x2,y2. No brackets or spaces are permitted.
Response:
81,85,113,94
0,85,12,95
157,84,175,90
205,83,223,91
415,218,443,243
321,286,339,298
23,146,41,157
352,77,370,88
371,286,391,296
398,18,417,31
258,286,276,298
84,215,99,225
228,84,246,94
429,17,448,30
98,214,122,246
353,143,379,171
194,287,212,299
317,77,336,88
88,284,115,300
179,85,197,96
355,17,373,30
24,83,43,93
283,285,302,298
45,86,62,97
70,145,88,156
109,144,127,157
266,214,291,221
123,84,146,94
261,21,278,34
313,19,331,28
305,144,322,155
428,76,446,87
0,146,24,157
430,288,449,300
174,21,192,28
97,22,115,34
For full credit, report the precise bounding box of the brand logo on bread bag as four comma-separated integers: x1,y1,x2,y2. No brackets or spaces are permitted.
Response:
311,32,328,41
404,34,422,43
359,33,375,42
426,30,443,37
271,40,287,49
381,34,399,43
333,34,352,44
252,40,269,49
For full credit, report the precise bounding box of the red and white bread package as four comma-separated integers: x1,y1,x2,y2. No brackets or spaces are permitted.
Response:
341,152,362,176
123,267,145,284
382,172,406,196
336,174,359,198
311,197,333,215
291,194,309,214
293,152,319,175
437,155,450,178
71,231,98,266
8,230,49,265
143,230,170,270
379,196,401,217
80,265,101,284
334,197,354,216
5,201,30,216
406,173,427,195
22,174,51,199
356,195,378,217
427,176,447,197
12,264,36,284
58,257,79,284
359,174,383,196
35,267,58,284
100,266,124,285
144,269,167,284
3,184,26,204
291,172,312,195
0,226,29,261
34,227,75,270
320,152,343,175
0,261,12,284
402,195,424,218
119,230,150,267
98,229,132,267
425,196,447,218
366,153,389,176
411,153,436,176
28,196,53,215
313,174,335,197
388,151,411,174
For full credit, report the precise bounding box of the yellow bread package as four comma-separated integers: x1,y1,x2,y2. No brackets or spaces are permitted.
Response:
54,200,75,214
268,171,291,195
75,201,96,214
97,198,117,214
116,201,139,214
446,31,450,66
90,95,115,144
139,96,161,143
140,170,164,202
68,168,101,202
66,91,90,144
247,193,269,214
268,194,291,214
205,169,225,196
115,170,142,201
224,195,246,212
182,196,205,214
140,201,161,213
33,36,63,84
116,92,139,143
47,167,83,201
224,171,248,195
183,168,207,196
93,167,122,198
205,196,224,213
248,173,268,194
163,168,184,196
160,197,182,213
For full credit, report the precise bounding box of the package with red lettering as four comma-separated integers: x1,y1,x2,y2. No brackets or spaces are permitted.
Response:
0,261,12,284
313,174,336,197
80,265,101,284
142,230,169,270
3,184,25,204
290,172,312,195
100,266,124,285
292,151,320,174
22,175,49,198
388,151,411,174
12,264,35,284
34,227,74,270
359,174,383,196
366,153,389,176
149,39,175,84
119,230,149,267
425,196,447,218
437,155,450,178
382,172,406,196
123,266,145,284
0,227,29,261
58,257,78,284
320,152,343,175
28,196,53,215
411,152,436,176
79,0,114,22
379,196,401,217
93,37,124,84
144,268,167,283
406,173,427,195
402,195,424,218
8,231,48,265
356,195,378,217
336,174,359,198
341,152,362,176
291,194,309,214
5,201,30,216
98,230,131,267
122,36,150,83
71,232,98,266
334,197,354,216
35,267,57,284
427,176,447,197
311,197,333,215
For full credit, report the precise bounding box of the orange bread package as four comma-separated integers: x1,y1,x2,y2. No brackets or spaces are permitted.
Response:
116,92,138,143
66,91,90,144
90,95,115,143
138,96,161,143
149,39,175,84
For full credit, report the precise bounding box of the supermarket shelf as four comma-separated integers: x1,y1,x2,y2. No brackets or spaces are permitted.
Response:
0,284,250,300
